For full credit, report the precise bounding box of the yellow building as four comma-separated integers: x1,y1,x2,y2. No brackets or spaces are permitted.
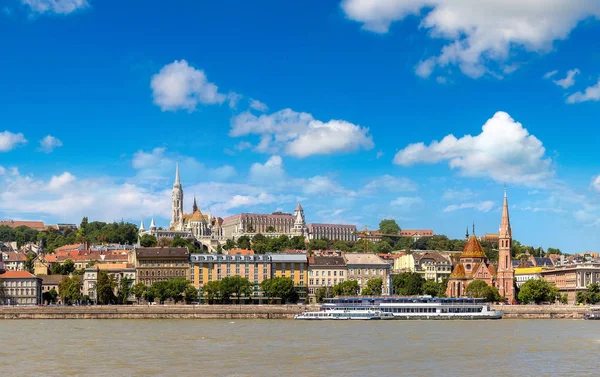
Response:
514,267,545,288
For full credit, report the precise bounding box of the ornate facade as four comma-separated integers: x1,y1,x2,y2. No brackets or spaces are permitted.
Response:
221,203,309,239
446,188,515,302
139,164,223,251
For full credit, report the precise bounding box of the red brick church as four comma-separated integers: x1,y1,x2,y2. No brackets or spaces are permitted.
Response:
446,188,515,302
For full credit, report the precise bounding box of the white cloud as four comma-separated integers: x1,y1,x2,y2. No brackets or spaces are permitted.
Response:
341,0,600,78
249,156,285,182
227,92,243,109
0,131,27,152
362,175,417,193
301,176,351,196
390,196,423,210
592,175,600,193
552,69,580,89
151,60,227,111
574,210,600,227
235,141,253,151
443,201,495,212
566,79,600,104
131,147,235,183
249,99,268,112
21,0,88,15
376,150,384,159
230,108,374,158
442,188,474,201
393,111,553,186
544,70,558,79
47,172,76,191
521,206,566,214
415,58,436,78
38,135,63,153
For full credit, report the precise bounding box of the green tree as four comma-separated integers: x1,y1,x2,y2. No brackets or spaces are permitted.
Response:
143,286,156,304
224,239,236,250
422,280,443,297
132,283,146,304
170,235,187,248
202,281,221,304
331,280,360,296
576,283,600,304
117,277,133,304
373,241,392,254
315,287,332,303
261,277,298,303
331,241,351,252
24,252,36,273
184,284,199,304
379,219,400,235
237,236,251,250
139,234,157,247
518,279,559,304
362,278,383,296
392,272,425,295
288,236,306,250
220,276,252,303
96,271,117,305
466,280,489,298
42,288,59,304
58,276,82,305
308,239,328,251
266,226,276,233
560,293,568,304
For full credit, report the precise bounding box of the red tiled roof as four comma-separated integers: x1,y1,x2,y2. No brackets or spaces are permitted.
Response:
400,229,434,236
0,220,46,231
3,252,27,261
227,249,254,255
0,270,37,279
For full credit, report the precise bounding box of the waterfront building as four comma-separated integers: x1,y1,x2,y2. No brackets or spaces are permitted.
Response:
271,253,308,300
39,275,66,303
189,253,272,297
83,263,136,302
344,253,391,295
221,203,309,239
514,267,546,288
393,251,453,282
446,235,495,298
307,256,347,302
0,270,42,305
541,263,600,304
130,247,190,286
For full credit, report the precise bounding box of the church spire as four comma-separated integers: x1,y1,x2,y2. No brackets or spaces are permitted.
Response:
192,195,198,213
150,217,156,230
500,186,511,238
175,163,181,186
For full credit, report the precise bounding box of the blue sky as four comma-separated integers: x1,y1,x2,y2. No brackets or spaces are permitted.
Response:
1,0,600,252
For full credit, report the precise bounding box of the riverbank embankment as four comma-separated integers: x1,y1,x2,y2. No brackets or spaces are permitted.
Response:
492,304,589,319
0,305,308,319
0,304,593,319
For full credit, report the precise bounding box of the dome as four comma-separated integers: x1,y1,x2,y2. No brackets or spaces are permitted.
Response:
460,235,487,259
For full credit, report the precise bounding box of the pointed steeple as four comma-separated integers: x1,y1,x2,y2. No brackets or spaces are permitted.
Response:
500,187,511,238
192,195,198,213
175,163,181,186
295,202,303,212
465,226,469,240
150,217,156,230
139,220,145,232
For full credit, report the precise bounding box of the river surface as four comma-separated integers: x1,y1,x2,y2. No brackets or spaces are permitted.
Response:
0,319,598,376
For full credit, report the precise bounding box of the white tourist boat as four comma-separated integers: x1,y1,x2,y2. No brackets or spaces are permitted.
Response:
294,309,392,320
319,296,503,320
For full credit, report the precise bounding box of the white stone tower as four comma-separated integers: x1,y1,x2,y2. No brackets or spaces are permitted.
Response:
292,202,307,235
170,163,184,230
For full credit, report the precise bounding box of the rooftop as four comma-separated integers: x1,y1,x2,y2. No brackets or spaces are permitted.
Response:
460,236,487,259
135,247,190,258
308,256,346,267
0,270,38,279
344,253,389,266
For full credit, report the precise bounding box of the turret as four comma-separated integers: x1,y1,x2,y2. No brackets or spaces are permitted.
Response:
150,217,156,230
139,220,145,233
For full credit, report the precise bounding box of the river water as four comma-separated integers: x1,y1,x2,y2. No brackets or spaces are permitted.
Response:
0,319,597,376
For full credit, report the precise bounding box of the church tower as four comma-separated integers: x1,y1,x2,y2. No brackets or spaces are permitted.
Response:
497,187,515,303
170,163,184,231
292,202,307,235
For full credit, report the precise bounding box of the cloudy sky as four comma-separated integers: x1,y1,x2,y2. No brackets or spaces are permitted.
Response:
1,0,599,252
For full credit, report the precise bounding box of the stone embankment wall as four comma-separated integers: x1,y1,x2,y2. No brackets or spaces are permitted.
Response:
0,304,593,319
492,304,589,319
0,305,309,320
